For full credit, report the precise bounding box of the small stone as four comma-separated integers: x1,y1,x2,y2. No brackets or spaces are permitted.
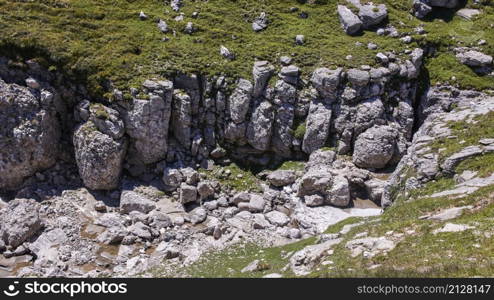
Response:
139,11,148,20
295,35,305,45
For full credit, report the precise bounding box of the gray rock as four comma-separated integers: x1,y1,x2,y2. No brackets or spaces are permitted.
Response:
190,207,207,224
171,0,183,11
252,12,268,32
0,80,60,190
246,101,274,151
265,211,290,227
181,167,200,185
97,226,127,244
184,22,195,34
295,35,305,45
149,211,172,230
326,175,351,207
252,61,275,98
0,199,43,248
171,90,192,149
231,192,251,205
241,259,262,273
428,206,473,221
456,51,493,68
297,167,332,197
129,222,152,240
157,19,169,33
162,168,184,192
304,194,325,207
229,79,253,124
290,238,342,275
412,0,432,19
74,121,127,190
337,5,363,35
364,178,386,203
245,194,264,213
302,102,332,154
441,146,483,175
124,84,173,162
433,223,475,234
347,69,370,87
456,9,481,20
310,68,342,99
359,4,388,29
139,11,148,20
352,125,398,169
279,65,300,85
197,181,215,200
253,214,270,229
220,45,235,60
272,104,295,156
180,183,198,204
120,191,156,214
306,149,336,169
267,170,297,187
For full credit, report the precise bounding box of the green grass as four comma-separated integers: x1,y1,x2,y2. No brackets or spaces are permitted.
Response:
200,163,262,193
2,0,493,100
274,160,306,172
429,111,494,162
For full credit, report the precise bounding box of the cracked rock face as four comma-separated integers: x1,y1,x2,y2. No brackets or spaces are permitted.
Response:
124,81,173,164
73,118,127,191
0,79,60,190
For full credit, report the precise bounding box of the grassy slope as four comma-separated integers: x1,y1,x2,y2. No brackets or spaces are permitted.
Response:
1,0,493,99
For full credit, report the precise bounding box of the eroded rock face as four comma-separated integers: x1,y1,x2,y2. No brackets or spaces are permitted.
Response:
74,106,127,190
302,102,332,154
0,79,60,190
124,80,173,164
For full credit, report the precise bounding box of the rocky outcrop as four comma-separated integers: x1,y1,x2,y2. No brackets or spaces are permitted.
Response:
74,103,127,190
123,80,173,165
382,88,494,207
0,79,60,190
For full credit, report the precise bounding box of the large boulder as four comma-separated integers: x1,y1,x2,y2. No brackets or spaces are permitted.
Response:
74,115,127,190
337,5,363,36
456,51,493,68
352,125,398,169
0,198,43,248
297,167,333,197
302,102,332,154
326,175,351,207
124,81,173,164
0,80,60,190
120,191,156,214
358,4,388,29
267,170,297,187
